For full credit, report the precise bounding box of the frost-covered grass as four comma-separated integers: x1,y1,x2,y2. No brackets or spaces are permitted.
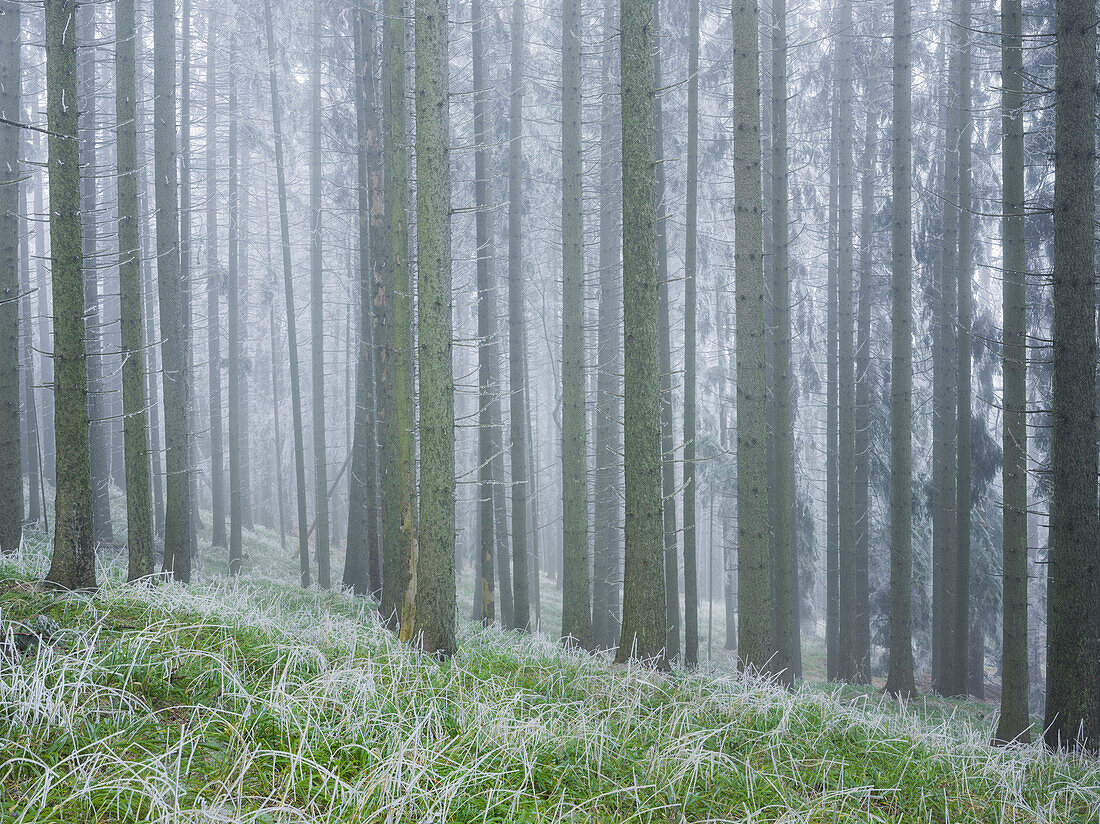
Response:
1,533,1099,823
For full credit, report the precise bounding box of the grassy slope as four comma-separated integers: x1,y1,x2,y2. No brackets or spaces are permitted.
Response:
1,527,1098,823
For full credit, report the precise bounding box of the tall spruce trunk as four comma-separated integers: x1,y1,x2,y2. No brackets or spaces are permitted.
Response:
44,0,96,589
507,0,531,632
592,3,622,650
836,0,857,684
473,0,499,625
652,0,679,662
227,30,243,575
682,0,700,669
310,0,331,589
181,0,198,562
0,0,22,554
401,0,455,656
614,0,667,669
825,99,839,681
932,7,961,696
1044,0,1098,752
885,0,916,698
382,0,417,628
262,0,311,588
155,0,192,581
732,0,772,673
116,0,154,580
346,0,384,599
78,2,114,546
770,0,795,685
852,8,879,686
206,19,227,551
560,0,591,650
995,0,1030,746
954,0,973,694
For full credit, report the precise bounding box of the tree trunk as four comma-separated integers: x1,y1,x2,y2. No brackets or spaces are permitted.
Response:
156,0,192,581
1044,0,1098,753
825,95,839,682
652,0,679,663
614,0,667,669
885,0,916,698
310,0,331,589
560,0,591,650
592,2,621,651
0,0,22,554
78,1,114,547
44,0,96,589
262,0,311,588
732,0,771,673
401,0,455,657
206,17,226,551
954,0,973,695
770,0,795,685
346,0,384,599
116,0,154,580
852,7,879,686
381,0,417,628
507,0,531,632
682,0,700,669
227,29,243,576
932,6,961,696
995,0,1030,746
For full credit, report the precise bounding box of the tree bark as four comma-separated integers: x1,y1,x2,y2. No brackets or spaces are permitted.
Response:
116,0,154,580
262,0,311,588
885,0,916,698
44,0,96,589
995,0,1030,746
560,0,591,650
401,0,455,657
156,0,192,581
206,17,226,551
614,0,667,669
732,0,772,673
1044,0,1098,753
0,0,22,555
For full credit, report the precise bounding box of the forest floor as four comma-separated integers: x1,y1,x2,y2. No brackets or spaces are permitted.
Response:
1,520,1098,823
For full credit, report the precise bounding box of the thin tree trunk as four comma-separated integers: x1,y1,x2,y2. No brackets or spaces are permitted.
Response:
770,0,795,685
310,0,331,589
825,96,839,682
401,0,454,656
682,0,700,670
116,0,154,580
78,2,114,546
932,6,961,696
592,2,621,650
652,0,679,663
270,298,288,553
346,0,384,599
560,0,591,650
156,0,191,581
1044,0,1098,753
732,0,771,673
853,6,879,686
20,174,42,529
206,17,226,551
227,29,243,576
885,0,916,698
954,0,973,695
262,0,311,588
0,0,22,554
44,0,96,589
995,0,1030,747
382,0,416,628
473,0,497,625
507,0,531,632
614,0,667,669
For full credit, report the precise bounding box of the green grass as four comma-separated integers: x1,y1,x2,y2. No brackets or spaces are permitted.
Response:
1,528,1098,823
